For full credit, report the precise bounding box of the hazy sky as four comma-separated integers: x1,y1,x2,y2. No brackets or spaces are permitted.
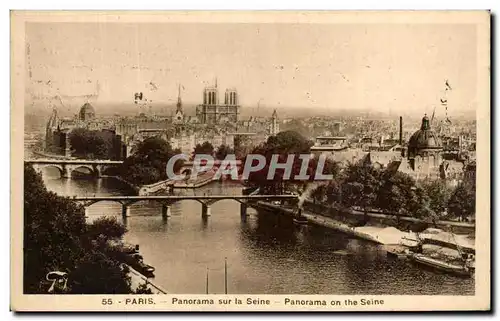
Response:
25,22,477,116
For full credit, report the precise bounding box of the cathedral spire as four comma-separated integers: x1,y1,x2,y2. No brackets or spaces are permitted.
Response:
176,83,182,113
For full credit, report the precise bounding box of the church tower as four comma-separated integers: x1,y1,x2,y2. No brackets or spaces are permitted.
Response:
45,107,60,151
174,84,184,124
269,109,279,135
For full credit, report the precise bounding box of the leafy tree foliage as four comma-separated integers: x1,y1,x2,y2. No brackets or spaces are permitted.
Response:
86,216,128,243
135,282,154,294
233,135,253,160
24,164,87,293
309,161,445,222
121,137,177,185
245,131,321,194
341,162,381,212
24,164,134,294
215,144,235,160
419,178,452,216
69,251,132,294
193,141,215,158
448,181,476,220
69,128,113,159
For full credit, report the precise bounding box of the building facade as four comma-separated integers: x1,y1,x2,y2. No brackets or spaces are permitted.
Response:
45,83,279,160
45,103,125,160
196,85,240,125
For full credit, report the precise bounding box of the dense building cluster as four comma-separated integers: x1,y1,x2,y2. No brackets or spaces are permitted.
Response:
44,83,280,159
310,115,476,186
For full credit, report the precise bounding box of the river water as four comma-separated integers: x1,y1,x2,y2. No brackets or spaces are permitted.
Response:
42,172,474,295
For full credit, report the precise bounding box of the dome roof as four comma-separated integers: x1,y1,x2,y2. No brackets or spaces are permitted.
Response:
80,102,95,114
79,102,95,121
408,115,442,157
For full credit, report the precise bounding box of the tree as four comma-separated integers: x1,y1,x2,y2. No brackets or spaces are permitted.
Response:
377,171,415,214
310,184,327,204
448,181,476,221
265,130,312,155
324,179,343,208
24,164,87,293
215,144,234,160
193,141,215,158
68,251,132,294
419,178,452,216
24,164,135,294
122,162,161,185
245,131,316,194
69,128,113,159
341,162,380,210
135,282,153,294
376,170,437,221
86,216,128,243
120,137,177,185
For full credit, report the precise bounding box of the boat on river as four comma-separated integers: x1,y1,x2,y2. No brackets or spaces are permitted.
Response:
108,241,156,278
408,253,474,277
123,253,156,278
293,217,308,225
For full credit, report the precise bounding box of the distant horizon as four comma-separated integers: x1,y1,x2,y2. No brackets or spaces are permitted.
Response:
25,100,476,122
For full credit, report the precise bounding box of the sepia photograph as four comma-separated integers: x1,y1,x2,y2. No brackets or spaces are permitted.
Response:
10,10,490,311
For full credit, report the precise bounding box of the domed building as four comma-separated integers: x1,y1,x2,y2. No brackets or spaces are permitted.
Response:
407,114,443,173
79,102,96,121
407,115,442,157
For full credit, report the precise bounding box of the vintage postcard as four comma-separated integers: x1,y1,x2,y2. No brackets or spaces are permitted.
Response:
11,11,490,311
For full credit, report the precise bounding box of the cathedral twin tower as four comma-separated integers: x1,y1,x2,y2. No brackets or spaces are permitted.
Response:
196,83,240,125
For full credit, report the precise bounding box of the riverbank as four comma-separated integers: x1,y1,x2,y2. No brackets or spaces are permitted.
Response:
173,170,217,189
101,175,140,195
303,200,475,234
254,201,475,252
102,176,176,196
128,266,167,294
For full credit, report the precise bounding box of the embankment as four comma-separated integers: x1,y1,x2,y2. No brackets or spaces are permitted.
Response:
173,170,217,189
252,201,475,251
302,200,475,234
128,266,167,294
137,179,174,195
101,175,140,195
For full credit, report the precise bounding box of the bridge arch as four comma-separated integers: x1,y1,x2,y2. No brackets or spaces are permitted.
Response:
77,199,126,207
34,164,65,178
68,165,97,178
203,198,247,206
125,199,172,208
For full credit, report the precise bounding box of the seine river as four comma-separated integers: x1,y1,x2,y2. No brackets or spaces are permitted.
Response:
41,172,474,295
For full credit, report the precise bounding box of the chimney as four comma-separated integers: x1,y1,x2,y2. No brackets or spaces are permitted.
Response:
399,116,403,146
399,116,404,157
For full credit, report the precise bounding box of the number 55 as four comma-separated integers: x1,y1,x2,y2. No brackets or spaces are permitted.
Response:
102,298,113,305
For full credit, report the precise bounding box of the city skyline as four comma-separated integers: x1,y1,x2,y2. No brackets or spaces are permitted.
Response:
26,22,477,117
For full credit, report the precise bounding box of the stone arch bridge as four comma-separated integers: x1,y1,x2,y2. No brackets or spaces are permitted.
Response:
25,159,124,178
72,195,298,221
